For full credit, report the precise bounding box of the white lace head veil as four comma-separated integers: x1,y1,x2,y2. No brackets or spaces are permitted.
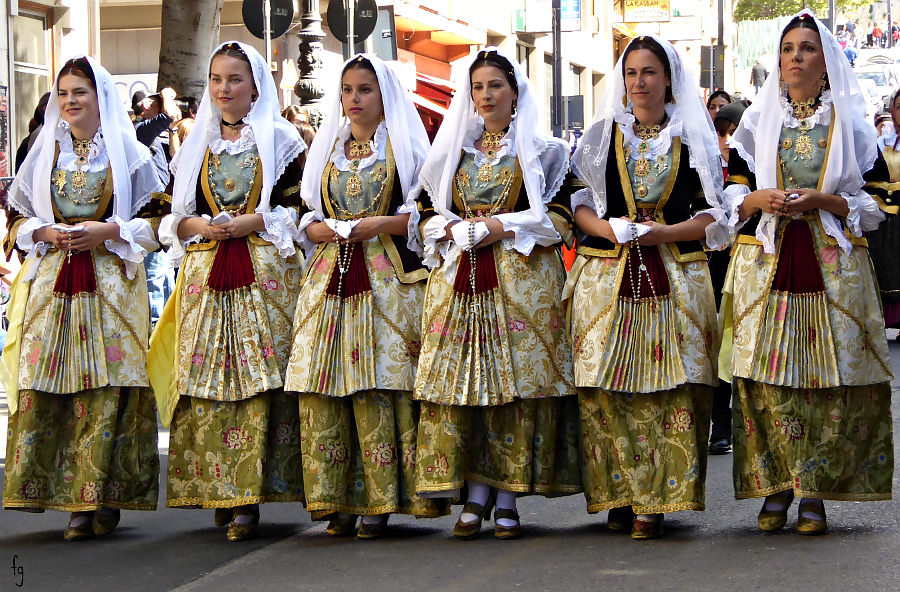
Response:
729,9,877,195
170,41,306,216
300,53,430,253
419,46,551,225
8,55,162,222
573,35,724,215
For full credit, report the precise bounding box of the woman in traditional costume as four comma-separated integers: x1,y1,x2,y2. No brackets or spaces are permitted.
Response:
150,41,307,542
414,48,580,539
720,11,894,535
284,54,445,538
866,88,900,332
568,36,727,539
1,56,166,540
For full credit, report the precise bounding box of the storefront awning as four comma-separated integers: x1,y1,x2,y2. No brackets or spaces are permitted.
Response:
612,23,638,39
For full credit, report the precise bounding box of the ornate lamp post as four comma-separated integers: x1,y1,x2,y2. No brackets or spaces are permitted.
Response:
294,0,327,127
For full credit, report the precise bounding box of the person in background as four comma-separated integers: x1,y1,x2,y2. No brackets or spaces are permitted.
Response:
707,90,732,120
751,60,768,96
14,93,51,173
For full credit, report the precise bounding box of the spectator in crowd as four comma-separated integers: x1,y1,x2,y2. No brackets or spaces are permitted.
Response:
750,60,768,95
14,92,50,172
707,89,732,120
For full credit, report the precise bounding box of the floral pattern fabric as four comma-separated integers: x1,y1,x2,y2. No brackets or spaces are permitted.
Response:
166,391,304,508
414,246,574,407
732,378,893,500
726,219,892,387
578,385,711,514
299,390,447,517
415,398,582,495
17,249,150,392
3,387,159,511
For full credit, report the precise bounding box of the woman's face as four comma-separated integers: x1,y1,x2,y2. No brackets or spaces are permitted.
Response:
708,96,729,119
341,66,383,129
209,54,257,121
57,73,99,135
624,49,670,113
891,94,900,128
718,121,737,161
471,65,517,128
779,26,827,95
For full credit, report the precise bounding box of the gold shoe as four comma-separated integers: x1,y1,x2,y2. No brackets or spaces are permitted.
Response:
757,490,795,532
452,494,495,539
325,513,358,537
796,499,827,536
493,508,523,540
607,506,635,532
214,508,234,528
64,512,94,542
92,507,121,536
357,515,389,540
631,514,664,540
226,505,260,542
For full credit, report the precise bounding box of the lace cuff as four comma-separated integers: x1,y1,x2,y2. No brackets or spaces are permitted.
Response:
104,216,157,279
16,217,53,256
494,211,560,256
259,206,298,258
571,187,607,218
296,210,324,261
705,184,751,249
422,215,454,269
842,189,885,235
397,200,423,255
159,213,202,268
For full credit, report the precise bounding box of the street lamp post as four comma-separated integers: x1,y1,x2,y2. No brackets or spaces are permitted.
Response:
551,0,562,138
294,0,327,125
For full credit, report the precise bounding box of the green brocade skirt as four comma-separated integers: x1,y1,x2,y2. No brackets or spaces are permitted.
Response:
3,387,159,512
166,390,305,508
299,389,448,517
415,397,583,496
578,385,712,514
732,378,893,501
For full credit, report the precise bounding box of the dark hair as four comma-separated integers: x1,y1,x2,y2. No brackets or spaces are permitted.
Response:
781,15,820,43
622,37,674,103
706,90,732,108
294,120,316,170
342,55,377,78
714,117,737,138
29,92,51,132
176,95,199,119
57,57,97,89
281,105,305,123
469,50,518,95
210,43,253,76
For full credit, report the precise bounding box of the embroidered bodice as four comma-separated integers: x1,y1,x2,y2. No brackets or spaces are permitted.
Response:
51,166,107,220
207,145,259,213
454,152,517,212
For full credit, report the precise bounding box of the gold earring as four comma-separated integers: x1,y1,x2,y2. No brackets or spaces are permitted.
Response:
817,72,827,93
511,101,517,116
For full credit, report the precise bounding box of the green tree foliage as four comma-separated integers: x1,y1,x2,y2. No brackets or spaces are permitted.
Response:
734,0,869,22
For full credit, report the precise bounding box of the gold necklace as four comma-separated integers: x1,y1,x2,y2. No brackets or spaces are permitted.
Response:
346,137,374,197
789,96,817,120
477,129,507,182
71,137,93,189
634,123,663,140
455,164,516,313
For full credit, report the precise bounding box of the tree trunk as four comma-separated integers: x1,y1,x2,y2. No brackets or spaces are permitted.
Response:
157,0,224,97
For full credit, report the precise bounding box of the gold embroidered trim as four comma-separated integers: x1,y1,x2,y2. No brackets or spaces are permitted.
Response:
2,500,157,512
725,174,750,187
282,183,301,197
304,501,448,518
586,500,704,514
166,494,305,509
734,484,892,502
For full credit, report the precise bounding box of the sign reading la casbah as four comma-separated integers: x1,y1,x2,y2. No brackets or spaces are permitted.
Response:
623,0,671,23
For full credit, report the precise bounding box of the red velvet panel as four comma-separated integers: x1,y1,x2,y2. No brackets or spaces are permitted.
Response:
453,246,499,296
326,243,372,298
772,220,825,294
207,238,256,291
617,245,672,298
53,250,97,295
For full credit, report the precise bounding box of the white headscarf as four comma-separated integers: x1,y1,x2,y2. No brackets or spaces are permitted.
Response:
7,55,162,222
729,9,878,252
419,47,561,242
300,53,430,253
573,36,724,225
169,41,306,216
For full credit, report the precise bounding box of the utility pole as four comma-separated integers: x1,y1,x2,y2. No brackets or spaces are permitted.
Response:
715,0,723,90
551,0,563,138
344,0,356,60
264,0,272,68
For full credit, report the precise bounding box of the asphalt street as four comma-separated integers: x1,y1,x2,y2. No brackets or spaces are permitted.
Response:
2,340,900,591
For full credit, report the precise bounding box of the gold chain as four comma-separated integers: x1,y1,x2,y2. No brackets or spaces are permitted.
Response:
53,135,100,204
334,242,355,298
634,123,662,140
477,129,507,181
789,97,817,120
627,221,658,306
348,138,372,159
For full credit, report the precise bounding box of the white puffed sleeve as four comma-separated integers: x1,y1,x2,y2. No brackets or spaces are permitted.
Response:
159,213,202,268
704,183,750,250
259,205,299,258
104,216,158,279
841,189,885,235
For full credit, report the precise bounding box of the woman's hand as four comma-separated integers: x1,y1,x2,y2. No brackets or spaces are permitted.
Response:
346,217,385,243
787,188,849,217
33,225,68,250
634,220,671,246
218,213,264,239
65,221,121,251
470,217,515,248
305,221,339,244
741,189,789,218
177,216,229,241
